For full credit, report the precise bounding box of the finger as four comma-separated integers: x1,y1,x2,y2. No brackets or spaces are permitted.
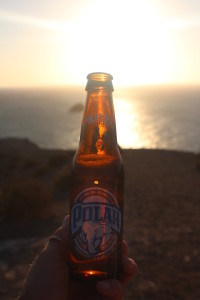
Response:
43,215,70,261
122,240,128,257
53,215,70,242
96,279,123,300
120,257,137,286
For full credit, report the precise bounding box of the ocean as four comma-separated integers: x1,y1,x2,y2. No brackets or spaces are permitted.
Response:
0,85,200,153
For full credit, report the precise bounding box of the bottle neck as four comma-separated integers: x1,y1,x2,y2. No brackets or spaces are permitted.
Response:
79,87,117,155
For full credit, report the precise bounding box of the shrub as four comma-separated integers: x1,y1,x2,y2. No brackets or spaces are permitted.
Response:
33,165,50,178
48,153,71,168
195,153,200,171
54,167,71,194
21,159,38,170
0,179,53,221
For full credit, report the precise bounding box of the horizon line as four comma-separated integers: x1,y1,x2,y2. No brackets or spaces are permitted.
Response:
0,82,200,90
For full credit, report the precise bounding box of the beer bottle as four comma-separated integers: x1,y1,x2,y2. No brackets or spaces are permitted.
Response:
69,72,124,282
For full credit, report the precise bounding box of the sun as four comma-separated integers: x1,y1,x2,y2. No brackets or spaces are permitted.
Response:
56,0,173,86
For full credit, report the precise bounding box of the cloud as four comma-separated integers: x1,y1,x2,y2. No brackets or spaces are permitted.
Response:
0,9,65,31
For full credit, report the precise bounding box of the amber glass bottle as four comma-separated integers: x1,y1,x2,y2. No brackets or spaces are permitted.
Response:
69,72,124,282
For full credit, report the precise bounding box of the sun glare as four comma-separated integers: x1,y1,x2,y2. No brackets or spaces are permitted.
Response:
57,0,173,86
1,0,199,87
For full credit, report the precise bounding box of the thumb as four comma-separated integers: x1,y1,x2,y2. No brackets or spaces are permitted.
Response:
41,215,70,263
53,215,70,243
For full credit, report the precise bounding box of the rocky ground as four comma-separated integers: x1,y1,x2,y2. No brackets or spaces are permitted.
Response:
0,138,200,299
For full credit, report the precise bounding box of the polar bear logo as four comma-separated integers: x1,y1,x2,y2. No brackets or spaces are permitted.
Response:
79,221,113,255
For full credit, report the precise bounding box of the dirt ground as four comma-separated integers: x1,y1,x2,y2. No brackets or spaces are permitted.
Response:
0,139,200,299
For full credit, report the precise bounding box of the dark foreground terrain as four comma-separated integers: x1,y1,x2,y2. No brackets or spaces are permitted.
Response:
0,138,200,299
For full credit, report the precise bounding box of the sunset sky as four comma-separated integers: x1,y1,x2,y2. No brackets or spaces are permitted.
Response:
0,0,200,87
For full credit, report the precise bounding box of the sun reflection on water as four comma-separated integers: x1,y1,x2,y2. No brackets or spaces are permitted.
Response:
115,98,141,149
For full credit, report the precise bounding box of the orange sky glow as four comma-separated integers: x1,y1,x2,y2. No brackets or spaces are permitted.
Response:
0,0,200,87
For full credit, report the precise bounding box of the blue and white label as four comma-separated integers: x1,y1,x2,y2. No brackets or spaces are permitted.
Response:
71,188,121,258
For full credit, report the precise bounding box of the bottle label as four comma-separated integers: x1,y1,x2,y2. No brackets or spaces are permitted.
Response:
71,187,121,258
84,113,114,129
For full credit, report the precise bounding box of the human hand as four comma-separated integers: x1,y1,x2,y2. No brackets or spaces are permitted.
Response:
19,215,137,300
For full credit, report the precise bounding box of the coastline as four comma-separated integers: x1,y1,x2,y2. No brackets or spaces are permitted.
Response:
0,138,200,299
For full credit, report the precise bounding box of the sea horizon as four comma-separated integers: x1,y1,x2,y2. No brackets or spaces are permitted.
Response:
0,85,200,153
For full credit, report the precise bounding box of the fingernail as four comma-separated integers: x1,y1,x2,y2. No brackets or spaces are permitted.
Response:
97,281,111,290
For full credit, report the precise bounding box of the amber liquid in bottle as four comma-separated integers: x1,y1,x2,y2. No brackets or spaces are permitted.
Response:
69,73,124,283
